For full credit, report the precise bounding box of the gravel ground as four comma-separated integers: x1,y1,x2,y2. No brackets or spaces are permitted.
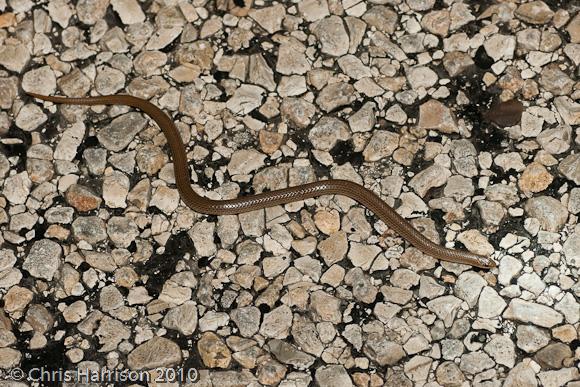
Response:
1,0,580,386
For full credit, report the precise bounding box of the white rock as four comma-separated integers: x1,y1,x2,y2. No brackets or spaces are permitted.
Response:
47,0,73,27
338,55,372,80
249,4,285,34
563,232,580,268
226,84,265,115
3,172,32,205
298,0,330,22
312,16,349,57
22,66,57,95
54,123,86,161
503,299,563,328
454,272,486,307
407,66,439,89
111,0,146,24
15,104,47,132
484,334,515,368
427,295,462,327
227,149,266,175
484,34,516,61
498,256,523,286
23,239,62,281
478,286,507,318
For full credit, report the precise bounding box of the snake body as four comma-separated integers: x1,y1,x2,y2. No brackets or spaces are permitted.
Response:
27,92,496,269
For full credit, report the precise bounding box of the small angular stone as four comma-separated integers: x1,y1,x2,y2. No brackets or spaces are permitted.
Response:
312,16,349,57
198,332,231,369
515,1,554,24
524,196,568,232
315,365,353,387
417,100,459,134
127,337,182,370
503,299,563,328
363,335,405,366
23,239,62,281
316,82,356,112
111,0,146,25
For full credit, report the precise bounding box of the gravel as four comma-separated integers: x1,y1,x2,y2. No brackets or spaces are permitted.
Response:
0,0,579,386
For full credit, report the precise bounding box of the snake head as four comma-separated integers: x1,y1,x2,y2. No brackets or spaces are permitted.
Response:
477,255,497,269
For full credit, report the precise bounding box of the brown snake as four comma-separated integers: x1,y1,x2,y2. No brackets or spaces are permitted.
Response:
27,92,496,269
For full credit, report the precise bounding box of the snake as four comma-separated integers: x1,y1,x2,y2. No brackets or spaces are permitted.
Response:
26,92,496,269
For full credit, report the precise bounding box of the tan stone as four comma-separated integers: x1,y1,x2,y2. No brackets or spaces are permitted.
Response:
515,1,554,24
518,162,553,193
313,209,340,235
65,184,102,212
417,100,459,134
259,130,284,155
566,13,580,43
197,332,232,369
127,336,182,370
